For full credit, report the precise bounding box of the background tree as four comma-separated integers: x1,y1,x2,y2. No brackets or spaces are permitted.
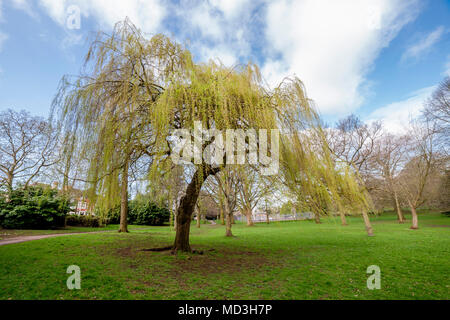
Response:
326,114,382,232
373,133,410,223
0,109,58,194
398,121,441,229
236,167,273,226
423,77,449,144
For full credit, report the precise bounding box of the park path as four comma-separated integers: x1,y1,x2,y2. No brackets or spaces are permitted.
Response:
0,230,115,246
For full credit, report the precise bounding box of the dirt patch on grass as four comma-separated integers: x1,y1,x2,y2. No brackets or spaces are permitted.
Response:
168,248,281,277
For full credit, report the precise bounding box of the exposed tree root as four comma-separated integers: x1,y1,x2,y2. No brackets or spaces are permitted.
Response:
140,245,173,252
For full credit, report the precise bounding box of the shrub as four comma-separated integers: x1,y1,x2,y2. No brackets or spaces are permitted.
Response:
65,214,103,228
104,206,121,225
128,200,170,226
0,186,69,229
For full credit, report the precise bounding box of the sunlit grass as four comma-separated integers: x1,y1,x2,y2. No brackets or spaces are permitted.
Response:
0,211,448,300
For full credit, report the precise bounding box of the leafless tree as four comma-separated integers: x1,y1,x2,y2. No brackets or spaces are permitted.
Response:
373,133,410,223
0,109,58,193
398,120,442,229
423,77,450,133
326,114,382,234
236,167,273,226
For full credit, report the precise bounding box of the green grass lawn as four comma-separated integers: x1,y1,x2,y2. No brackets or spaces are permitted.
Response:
0,211,449,300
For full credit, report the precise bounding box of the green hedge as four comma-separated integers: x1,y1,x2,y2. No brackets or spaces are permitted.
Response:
0,186,69,229
65,215,103,228
103,199,170,226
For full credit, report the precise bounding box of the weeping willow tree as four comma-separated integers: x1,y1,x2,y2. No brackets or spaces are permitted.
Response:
53,18,349,252
52,19,184,232
280,127,374,236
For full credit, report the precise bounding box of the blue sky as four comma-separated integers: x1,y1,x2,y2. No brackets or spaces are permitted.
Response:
0,0,449,133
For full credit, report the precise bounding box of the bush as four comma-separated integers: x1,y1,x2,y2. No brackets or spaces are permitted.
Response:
0,186,69,229
102,200,169,226
129,200,170,226
65,214,103,228
104,206,121,225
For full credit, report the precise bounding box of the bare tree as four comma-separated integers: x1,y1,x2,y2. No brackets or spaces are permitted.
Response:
423,77,450,134
373,133,410,223
398,121,441,229
204,168,239,237
327,114,382,234
0,109,58,193
236,167,273,226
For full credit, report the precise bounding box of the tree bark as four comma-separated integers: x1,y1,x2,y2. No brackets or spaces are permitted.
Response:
339,210,348,226
245,208,254,226
361,209,374,236
224,195,233,237
314,211,321,224
394,193,405,223
225,211,233,237
196,210,201,228
118,159,129,233
410,204,419,230
173,166,219,252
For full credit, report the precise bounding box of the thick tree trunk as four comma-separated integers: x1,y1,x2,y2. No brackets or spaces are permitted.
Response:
410,204,419,230
118,160,129,233
266,213,270,224
224,196,233,237
361,209,374,236
173,166,219,252
225,211,233,237
219,205,225,225
246,208,254,226
394,193,405,223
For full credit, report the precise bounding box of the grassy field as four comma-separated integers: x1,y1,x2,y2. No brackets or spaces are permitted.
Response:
0,224,155,240
0,211,448,300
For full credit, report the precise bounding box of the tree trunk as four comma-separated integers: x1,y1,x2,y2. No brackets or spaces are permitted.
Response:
173,166,219,252
410,204,419,230
339,210,348,226
361,209,374,236
118,160,129,233
394,193,405,223
173,209,177,231
231,213,235,224
225,211,233,237
314,212,321,224
6,171,13,200
266,213,270,224
219,205,225,225
196,211,201,228
246,208,254,226
224,196,233,237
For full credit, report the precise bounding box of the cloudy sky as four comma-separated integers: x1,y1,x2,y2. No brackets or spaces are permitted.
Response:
0,0,449,132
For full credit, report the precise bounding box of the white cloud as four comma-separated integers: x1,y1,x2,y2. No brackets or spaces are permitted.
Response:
169,0,255,63
365,85,435,133
21,0,424,118
37,0,166,33
263,0,420,116
402,26,446,62
11,0,37,18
